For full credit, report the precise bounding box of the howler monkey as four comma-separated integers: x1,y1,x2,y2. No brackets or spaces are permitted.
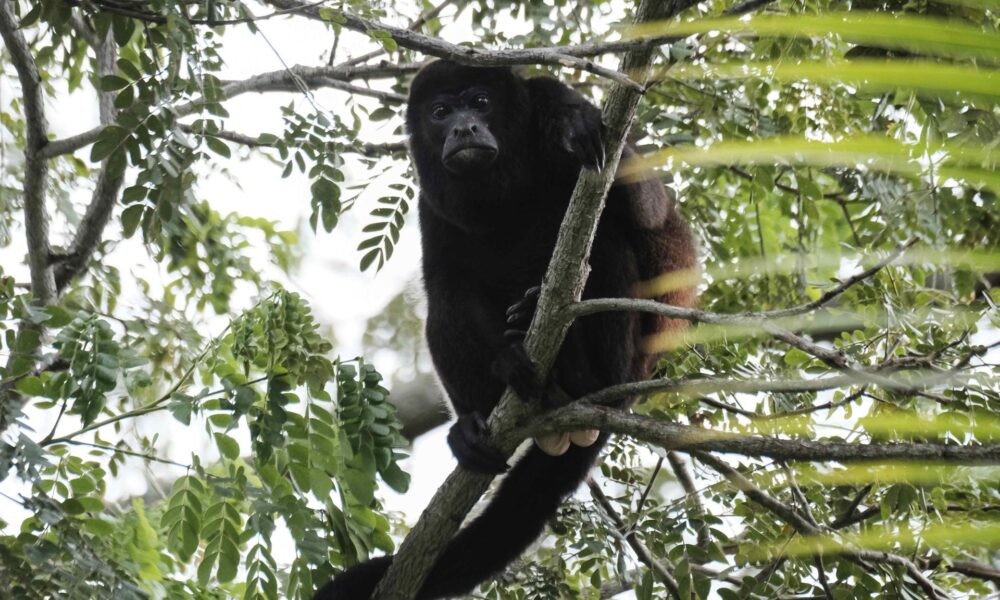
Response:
316,61,697,599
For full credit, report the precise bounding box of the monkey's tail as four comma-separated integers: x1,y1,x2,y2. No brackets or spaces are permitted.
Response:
314,436,607,600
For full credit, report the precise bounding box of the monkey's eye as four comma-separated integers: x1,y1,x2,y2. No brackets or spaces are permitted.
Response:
470,94,490,110
430,104,450,120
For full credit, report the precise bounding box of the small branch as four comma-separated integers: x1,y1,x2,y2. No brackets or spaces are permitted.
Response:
815,556,835,600
694,452,817,533
920,557,1000,586
763,324,952,404
693,451,950,600
635,455,664,521
531,404,1000,464
571,239,917,324
830,484,873,529
667,451,711,548
84,0,328,26
41,62,422,159
588,478,682,600
341,0,460,67
54,31,124,291
578,371,965,410
264,0,644,91
68,12,101,48
832,506,880,530
177,123,407,157
724,0,779,15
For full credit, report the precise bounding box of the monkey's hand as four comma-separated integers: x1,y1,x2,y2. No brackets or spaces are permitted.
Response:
495,286,547,404
448,412,510,474
558,102,606,171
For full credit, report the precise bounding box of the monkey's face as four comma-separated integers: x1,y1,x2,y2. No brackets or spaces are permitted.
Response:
421,86,499,175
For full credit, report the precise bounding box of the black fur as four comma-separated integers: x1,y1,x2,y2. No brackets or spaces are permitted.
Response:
315,61,697,599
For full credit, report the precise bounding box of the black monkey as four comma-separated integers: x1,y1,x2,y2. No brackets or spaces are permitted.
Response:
315,61,697,599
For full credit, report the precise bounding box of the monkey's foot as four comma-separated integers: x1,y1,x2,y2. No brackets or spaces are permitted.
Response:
535,429,601,456
448,412,510,474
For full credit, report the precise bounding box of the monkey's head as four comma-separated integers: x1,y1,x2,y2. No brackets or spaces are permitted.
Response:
406,61,531,176
405,61,534,230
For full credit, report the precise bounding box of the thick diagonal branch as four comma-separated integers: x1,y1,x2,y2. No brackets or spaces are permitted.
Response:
0,0,55,434
368,1,699,598
0,0,54,305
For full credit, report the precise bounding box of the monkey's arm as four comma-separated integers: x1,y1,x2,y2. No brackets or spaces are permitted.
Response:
424,275,518,473
525,76,606,170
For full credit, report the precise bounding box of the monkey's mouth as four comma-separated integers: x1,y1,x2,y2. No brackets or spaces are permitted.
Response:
444,145,498,173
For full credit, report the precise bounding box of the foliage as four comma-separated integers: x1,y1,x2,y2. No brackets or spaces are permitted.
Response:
0,0,998,598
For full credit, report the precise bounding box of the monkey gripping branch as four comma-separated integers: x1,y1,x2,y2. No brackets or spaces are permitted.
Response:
365,1,698,598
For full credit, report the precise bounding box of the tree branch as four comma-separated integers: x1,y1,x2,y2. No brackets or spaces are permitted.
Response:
693,451,951,600
53,31,124,291
667,451,711,547
571,238,916,323
0,0,54,305
339,0,460,68
368,1,688,598
264,0,643,91
588,478,682,600
40,62,422,159
176,123,407,158
532,405,1000,464
0,0,55,435
576,370,966,410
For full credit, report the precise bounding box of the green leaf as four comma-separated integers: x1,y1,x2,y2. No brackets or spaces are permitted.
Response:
121,204,144,239
15,376,45,397
205,136,232,158
214,432,241,460
99,75,130,91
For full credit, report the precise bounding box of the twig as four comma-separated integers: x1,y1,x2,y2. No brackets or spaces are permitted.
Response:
831,484,873,529
693,451,950,600
667,451,711,547
84,0,328,26
724,0,780,15
814,556,835,600
588,478,682,600
56,439,192,469
763,324,953,404
176,123,406,158
635,455,664,522
341,0,460,67
264,0,644,91
570,239,917,323
578,371,967,410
